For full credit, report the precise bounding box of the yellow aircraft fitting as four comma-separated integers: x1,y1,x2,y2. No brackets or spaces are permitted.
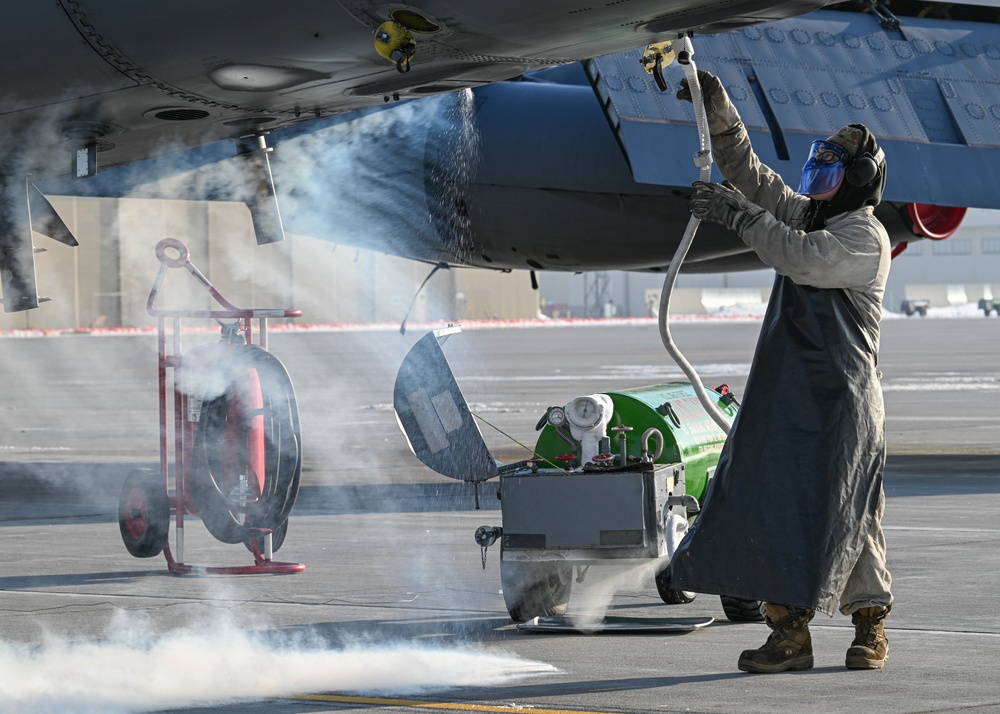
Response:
374,20,416,74
640,41,676,92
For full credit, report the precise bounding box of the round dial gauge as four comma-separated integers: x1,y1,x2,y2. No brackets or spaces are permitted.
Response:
547,406,567,428
567,396,603,429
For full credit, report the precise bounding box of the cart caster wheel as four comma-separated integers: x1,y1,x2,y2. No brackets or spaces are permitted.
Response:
500,561,573,622
244,518,288,555
655,565,697,605
720,595,765,622
118,469,169,558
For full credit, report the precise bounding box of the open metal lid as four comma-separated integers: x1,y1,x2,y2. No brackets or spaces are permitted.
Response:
393,327,499,483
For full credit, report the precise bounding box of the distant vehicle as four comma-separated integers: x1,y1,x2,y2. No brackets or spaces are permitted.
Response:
978,298,1000,317
901,299,929,317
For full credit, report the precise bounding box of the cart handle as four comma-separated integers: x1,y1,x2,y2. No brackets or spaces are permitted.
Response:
147,238,302,319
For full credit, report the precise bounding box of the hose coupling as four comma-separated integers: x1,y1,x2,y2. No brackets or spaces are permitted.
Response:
693,149,713,168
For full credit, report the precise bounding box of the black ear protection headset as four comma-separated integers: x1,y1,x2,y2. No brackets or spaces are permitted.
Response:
846,149,882,187
844,124,884,187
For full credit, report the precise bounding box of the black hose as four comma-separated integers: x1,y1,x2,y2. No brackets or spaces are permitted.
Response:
188,344,301,545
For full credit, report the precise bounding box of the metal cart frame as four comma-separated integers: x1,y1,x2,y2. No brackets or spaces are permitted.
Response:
142,237,305,575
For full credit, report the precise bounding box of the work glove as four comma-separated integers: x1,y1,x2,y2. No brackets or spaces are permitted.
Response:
676,70,741,135
690,181,764,235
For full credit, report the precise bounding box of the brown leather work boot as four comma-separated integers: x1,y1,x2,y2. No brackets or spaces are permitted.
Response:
737,603,815,673
846,604,891,669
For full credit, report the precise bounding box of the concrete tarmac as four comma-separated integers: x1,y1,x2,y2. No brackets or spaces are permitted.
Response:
1,317,998,713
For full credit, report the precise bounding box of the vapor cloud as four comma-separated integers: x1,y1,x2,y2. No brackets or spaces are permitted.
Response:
0,611,555,713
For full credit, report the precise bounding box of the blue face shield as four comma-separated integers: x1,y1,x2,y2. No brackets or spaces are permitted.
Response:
797,140,847,196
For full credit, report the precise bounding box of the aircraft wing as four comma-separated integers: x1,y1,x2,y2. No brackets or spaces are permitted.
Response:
19,2,1000,288
4,1,835,177
585,8,1000,209
5,0,843,312
457,4,1000,274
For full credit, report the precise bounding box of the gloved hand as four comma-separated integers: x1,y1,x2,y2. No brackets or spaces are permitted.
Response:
676,70,741,135
690,181,764,235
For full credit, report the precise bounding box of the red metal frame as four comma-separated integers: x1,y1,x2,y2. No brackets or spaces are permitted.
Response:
147,238,305,575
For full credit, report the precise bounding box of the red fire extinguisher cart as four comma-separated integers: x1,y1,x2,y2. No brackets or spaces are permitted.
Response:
118,238,305,574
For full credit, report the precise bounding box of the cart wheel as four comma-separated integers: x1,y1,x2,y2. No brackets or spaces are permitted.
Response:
244,518,288,555
654,565,697,605
720,595,765,622
118,469,169,558
500,560,573,622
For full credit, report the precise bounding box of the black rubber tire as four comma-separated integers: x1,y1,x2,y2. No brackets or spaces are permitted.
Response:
189,345,301,544
501,560,573,622
655,565,697,605
118,469,169,558
721,595,765,622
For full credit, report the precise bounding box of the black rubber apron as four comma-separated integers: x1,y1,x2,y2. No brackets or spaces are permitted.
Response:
671,273,885,615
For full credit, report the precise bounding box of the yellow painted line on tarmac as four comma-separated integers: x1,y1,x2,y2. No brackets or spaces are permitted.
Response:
294,693,612,714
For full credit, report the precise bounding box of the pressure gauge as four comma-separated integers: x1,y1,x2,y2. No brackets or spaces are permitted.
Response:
546,406,567,428
566,395,604,429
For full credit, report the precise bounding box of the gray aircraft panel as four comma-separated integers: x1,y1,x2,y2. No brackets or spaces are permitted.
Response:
586,9,1000,208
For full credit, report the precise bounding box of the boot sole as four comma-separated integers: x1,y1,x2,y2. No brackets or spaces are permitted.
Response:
738,655,814,673
845,655,886,670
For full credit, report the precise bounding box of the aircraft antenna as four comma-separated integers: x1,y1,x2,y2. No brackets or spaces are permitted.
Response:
399,261,449,334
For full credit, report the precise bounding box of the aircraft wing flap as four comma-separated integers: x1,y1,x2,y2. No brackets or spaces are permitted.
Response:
896,22,1000,149
585,9,1000,209
744,62,949,168
937,76,1000,149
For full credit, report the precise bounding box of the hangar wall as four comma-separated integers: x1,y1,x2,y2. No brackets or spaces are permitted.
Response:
0,196,540,331
8,197,995,330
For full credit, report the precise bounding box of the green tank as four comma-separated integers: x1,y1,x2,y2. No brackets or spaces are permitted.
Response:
533,382,737,503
